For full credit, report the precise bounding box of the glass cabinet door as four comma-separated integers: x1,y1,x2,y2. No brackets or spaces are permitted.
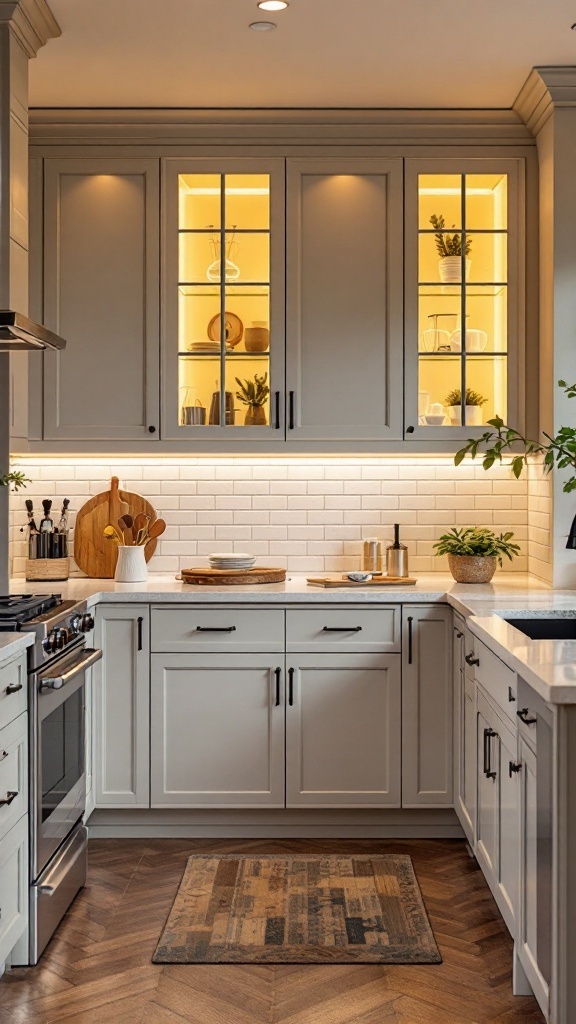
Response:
405,160,522,439
162,160,285,439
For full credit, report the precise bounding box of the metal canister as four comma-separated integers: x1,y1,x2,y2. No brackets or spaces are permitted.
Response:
386,524,409,578
362,538,382,574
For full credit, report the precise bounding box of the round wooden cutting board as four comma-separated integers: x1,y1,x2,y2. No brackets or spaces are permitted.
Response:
180,567,286,586
74,476,158,578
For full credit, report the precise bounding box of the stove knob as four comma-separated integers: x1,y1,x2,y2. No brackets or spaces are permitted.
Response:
70,614,82,633
42,635,53,653
56,628,68,649
81,613,94,632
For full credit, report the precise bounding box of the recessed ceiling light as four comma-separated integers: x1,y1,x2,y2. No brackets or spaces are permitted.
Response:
258,1,289,10
249,20,277,30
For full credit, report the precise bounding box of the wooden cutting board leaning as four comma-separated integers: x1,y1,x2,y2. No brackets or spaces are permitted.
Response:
74,476,158,578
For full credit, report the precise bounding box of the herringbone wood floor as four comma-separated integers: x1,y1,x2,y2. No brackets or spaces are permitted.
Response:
0,839,545,1024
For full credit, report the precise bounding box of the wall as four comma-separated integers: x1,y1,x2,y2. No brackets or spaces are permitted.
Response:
527,459,553,584
9,455,529,578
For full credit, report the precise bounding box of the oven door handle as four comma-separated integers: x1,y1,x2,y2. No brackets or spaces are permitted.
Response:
38,648,102,691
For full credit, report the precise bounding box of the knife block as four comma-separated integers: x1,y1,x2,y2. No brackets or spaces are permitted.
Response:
25,557,70,582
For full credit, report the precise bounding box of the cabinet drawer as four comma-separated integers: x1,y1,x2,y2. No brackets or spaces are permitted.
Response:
0,655,27,732
286,606,400,652
474,637,517,724
0,814,28,965
151,605,285,652
0,714,27,844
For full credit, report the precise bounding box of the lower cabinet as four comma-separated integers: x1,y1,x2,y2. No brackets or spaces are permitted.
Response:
0,810,28,966
402,605,453,807
93,606,150,807
475,689,520,936
151,655,285,808
285,654,401,808
453,618,477,843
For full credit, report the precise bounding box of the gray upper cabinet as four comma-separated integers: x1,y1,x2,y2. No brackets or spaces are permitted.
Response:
42,159,160,442
286,158,404,443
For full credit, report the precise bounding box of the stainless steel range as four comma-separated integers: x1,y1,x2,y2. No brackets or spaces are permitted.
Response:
0,594,102,964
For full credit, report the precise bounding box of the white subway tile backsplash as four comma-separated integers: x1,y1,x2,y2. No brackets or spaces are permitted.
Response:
9,456,532,577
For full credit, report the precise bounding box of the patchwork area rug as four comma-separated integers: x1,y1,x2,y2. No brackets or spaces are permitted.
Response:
153,854,441,964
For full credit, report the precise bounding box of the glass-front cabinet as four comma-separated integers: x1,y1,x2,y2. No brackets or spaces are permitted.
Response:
162,159,285,439
405,160,523,439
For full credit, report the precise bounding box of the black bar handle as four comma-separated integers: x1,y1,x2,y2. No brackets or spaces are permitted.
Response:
517,708,537,725
0,791,18,807
465,652,480,667
509,761,522,777
483,727,490,776
407,616,413,664
508,686,516,703
196,626,237,633
137,616,143,651
5,683,23,695
274,667,281,707
486,728,497,780
288,391,295,430
288,667,294,706
274,391,280,430
321,626,362,633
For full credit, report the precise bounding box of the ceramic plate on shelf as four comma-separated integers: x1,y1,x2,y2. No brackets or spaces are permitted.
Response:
207,312,244,348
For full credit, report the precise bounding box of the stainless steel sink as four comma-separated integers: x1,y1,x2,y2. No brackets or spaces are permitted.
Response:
502,616,576,640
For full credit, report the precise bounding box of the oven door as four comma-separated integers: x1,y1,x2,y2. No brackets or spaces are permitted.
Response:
31,646,102,879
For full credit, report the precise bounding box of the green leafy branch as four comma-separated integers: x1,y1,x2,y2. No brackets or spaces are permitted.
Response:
234,372,269,408
429,213,472,259
434,526,521,567
0,471,30,491
454,380,576,491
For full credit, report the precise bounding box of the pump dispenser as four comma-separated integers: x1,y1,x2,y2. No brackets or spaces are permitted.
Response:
386,523,409,578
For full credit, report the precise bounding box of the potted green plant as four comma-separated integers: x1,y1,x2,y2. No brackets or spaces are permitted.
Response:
434,527,521,583
234,372,270,426
445,387,487,427
430,214,472,283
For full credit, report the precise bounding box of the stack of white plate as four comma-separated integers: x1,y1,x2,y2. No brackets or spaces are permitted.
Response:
209,552,256,571
188,341,232,353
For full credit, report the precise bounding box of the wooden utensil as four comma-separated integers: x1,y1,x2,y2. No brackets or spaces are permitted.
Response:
143,518,166,543
180,567,286,586
74,477,158,578
119,513,134,539
103,524,123,544
132,512,150,543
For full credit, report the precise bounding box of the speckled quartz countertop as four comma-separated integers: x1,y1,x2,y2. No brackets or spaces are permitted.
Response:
9,572,576,703
0,631,34,665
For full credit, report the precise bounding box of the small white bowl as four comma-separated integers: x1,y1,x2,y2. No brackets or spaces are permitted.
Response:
424,414,446,426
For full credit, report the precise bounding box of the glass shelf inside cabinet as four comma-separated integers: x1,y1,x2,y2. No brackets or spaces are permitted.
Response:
417,172,509,428
177,172,272,428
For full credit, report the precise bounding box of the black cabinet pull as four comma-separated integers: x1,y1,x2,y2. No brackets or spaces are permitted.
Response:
407,616,413,664
465,652,479,667
0,751,7,762
288,667,294,706
195,626,237,633
148,425,156,433
0,791,17,807
517,708,537,725
508,686,516,703
509,761,522,777
483,727,497,779
5,682,22,695
137,616,143,651
274,667,281,707
456,630,464,639
274,391,280,430
321,626,362,633
288,391,295,430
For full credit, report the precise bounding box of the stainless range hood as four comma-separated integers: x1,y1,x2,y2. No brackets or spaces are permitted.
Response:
0,311,66,351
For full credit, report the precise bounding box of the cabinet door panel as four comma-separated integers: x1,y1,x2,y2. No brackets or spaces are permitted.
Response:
0,815,28,965
286,654,401,808
286,158,403,442
94,606,150,807
402,605,453,807
497,717,520,934
43,159,160,441
151,654,285,808
476,696,499,884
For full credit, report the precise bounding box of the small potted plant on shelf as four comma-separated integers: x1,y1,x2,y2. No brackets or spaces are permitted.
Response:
434,526,520,583
235,372,270,426
445,387,487,427
429,213,472,283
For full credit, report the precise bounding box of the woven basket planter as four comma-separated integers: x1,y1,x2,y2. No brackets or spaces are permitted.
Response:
447,553,497,584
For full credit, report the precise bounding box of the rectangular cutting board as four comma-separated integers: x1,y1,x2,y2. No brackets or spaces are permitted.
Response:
307,576,418,588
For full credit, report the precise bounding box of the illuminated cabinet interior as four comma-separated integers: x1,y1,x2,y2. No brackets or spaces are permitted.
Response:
177,172,272,430
415,172,510,431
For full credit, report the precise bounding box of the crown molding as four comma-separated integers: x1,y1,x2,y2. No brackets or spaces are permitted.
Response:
514,66,576,136
0,0,60,57
28,106,534,147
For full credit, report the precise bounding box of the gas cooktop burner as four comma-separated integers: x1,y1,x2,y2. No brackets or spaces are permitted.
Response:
0,594,62,628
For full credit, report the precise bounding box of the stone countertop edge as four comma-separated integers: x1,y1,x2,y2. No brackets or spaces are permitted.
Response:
0,631,34,665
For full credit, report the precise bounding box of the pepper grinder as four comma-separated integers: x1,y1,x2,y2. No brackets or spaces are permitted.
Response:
386,523,409,578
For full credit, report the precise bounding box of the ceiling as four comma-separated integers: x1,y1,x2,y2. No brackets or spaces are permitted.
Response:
28,0,576,109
